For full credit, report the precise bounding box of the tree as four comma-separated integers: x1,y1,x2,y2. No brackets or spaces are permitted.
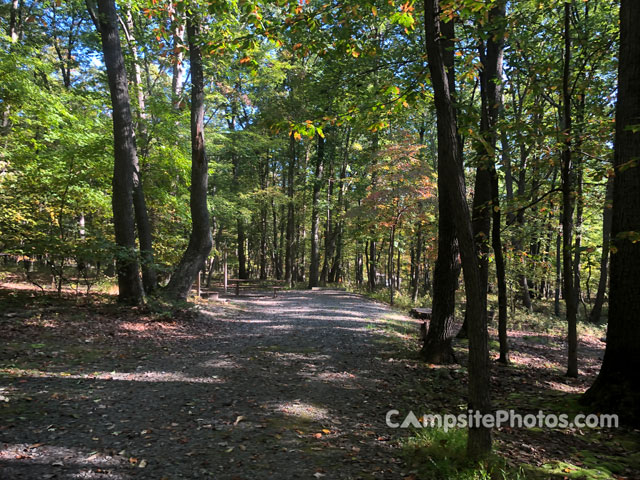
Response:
560,0,579,378
420,15,461,364
582,0,640,425
95,0,144,304
423,0,492,459
164,10,213,300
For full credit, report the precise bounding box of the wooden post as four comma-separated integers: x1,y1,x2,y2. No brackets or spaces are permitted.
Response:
196,269,201,297
223,250,228,294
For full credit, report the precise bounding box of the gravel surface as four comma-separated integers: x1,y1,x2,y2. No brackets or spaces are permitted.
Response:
1,289,423,479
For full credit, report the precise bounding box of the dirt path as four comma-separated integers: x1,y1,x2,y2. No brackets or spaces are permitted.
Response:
1,289,424,479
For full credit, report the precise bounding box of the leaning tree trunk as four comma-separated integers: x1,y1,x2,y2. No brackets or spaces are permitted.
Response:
164,13,212,300
424,0,492,458
582,0,640,425
588,175,613,323
96,0,144,305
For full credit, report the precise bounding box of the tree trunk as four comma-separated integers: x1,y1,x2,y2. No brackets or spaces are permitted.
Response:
9,0,20,42
309,134,324,288
554,231,562,316
582,0,640,425
96,0,144,305
163,13,212,300
561,1,578,378
170,13,186,106
477,0,508,363
259,159,268,280
423,13,462,356
123,5,156,294
411,227,422,303
589,175,612,323
388,224,396,305
320,158,334,285
424,0,492,458
285,133,296,287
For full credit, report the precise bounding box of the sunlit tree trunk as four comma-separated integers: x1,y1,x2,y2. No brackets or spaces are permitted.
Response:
164,12,212,300
96,0,144,304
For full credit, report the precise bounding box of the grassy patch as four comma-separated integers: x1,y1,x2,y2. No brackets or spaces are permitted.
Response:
403,428,526,479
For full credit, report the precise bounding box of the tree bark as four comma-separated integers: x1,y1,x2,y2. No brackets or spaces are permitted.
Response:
422,13,462,359
478,0,508,363
560,1,579,378
411,227,422,303
424,0,492,458
285,133,296,286
582,0,640,425
123,5,156,294
309,134,325,288
96,0,144,305
164,13,212,300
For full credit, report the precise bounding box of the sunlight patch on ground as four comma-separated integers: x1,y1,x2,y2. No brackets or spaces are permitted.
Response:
544,380,587,394
0,443,126,477
118,321,178,332
200,358,240,369
0,368,225,384
274,400,329,421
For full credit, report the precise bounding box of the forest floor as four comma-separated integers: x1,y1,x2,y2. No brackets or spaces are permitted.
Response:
0,282,639,479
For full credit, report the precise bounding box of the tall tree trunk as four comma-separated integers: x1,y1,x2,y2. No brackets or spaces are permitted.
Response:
589,175,613,323
572,94,586,312
271,198,280,279
123,5,156,294
388,223,396,305
309,134,324,288
96,0,144,305
478,0,508,363
320,156,334,285
582,0,640,425
423,14,462,357
367,134,379,291
561,1,579,378
329,134,349,283
259,159,268,280
164,13,212,300
368,238,377,290
285,133,296,286
424,0,492,458
170,13,186,106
